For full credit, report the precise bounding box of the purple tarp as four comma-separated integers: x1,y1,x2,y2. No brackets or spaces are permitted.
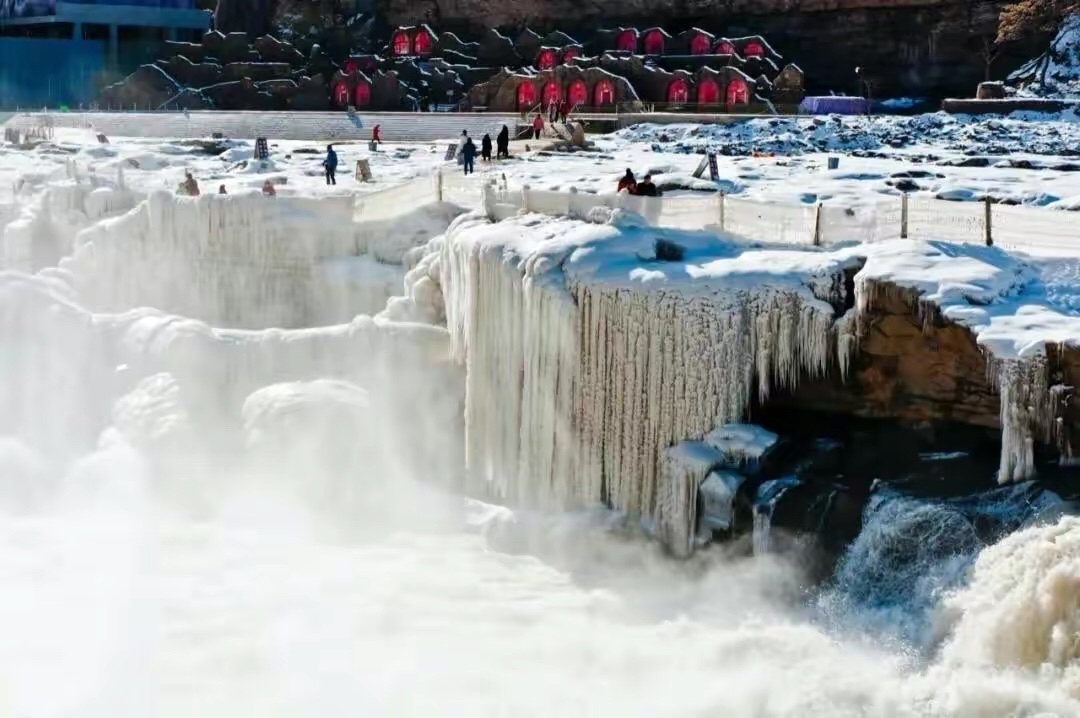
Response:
798,96,869,115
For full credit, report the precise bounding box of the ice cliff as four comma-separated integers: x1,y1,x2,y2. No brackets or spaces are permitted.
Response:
437,210,1080,550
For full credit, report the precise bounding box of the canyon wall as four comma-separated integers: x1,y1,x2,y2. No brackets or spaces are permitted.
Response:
377,0,1039,96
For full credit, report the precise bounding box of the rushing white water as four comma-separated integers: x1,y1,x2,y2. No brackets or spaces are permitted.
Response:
3,191,1080,717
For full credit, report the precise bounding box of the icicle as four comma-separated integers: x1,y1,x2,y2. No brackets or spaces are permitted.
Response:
992,356,1054,484
752,506,773,556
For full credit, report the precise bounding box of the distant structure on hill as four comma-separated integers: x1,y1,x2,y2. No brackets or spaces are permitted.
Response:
87,21,806,113
329,25,805,113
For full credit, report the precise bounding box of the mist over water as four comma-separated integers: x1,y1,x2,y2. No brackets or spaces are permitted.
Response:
2,194,1080,717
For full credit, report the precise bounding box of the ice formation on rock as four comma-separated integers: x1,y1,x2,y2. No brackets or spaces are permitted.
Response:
656,440,723,557
3,176,137,271
850,240,1074,485
440,213,846,543
992,357,1056,483
0,271,455,471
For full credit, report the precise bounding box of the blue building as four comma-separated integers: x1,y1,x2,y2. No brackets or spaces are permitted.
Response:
0,0,211,107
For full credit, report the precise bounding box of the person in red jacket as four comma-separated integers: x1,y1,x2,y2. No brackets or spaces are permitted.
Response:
372,124,382,144
616,168,636,193
531,113,544,140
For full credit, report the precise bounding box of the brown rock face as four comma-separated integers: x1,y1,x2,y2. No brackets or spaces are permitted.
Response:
783,285,1002,430
769,282,1077,464
377,0,1037,96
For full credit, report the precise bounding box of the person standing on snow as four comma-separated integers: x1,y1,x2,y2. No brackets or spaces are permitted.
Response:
496,125,510,159
531,113,543,140
371,124,382,144
461,136,477,175
323,144,338,185
457,130,468,166
481,133,492,163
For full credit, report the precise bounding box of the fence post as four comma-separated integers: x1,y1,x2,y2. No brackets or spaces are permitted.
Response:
568,186,578,218
482,180,496,221
984,197,993,247
900,193,908,239
813,202,823,247
435,168,444,203
521,184,531,213
718,191,726,231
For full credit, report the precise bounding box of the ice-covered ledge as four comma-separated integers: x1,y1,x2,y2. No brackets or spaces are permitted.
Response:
441,208,858,524
438,208,1080,541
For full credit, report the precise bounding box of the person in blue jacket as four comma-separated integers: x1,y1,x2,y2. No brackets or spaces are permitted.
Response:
323,144,338,185
461,136,477,176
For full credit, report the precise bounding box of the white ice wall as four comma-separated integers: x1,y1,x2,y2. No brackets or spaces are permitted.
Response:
65,191,359,328
0,271,459,474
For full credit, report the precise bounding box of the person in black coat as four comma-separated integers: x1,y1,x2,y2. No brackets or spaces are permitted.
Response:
496,125,510,159
481,133,493,162
461,137,477,175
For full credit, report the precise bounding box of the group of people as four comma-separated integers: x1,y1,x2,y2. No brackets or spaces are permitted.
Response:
458,126,511,175
616,169,660,197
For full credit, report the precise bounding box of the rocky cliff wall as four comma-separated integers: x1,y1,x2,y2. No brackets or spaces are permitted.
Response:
771,280,1077,469
377,0,1038,96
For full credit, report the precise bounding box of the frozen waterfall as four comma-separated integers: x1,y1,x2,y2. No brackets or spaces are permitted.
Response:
440,212,849,545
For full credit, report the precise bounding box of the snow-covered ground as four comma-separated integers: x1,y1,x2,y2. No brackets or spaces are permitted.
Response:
5,112,1080,220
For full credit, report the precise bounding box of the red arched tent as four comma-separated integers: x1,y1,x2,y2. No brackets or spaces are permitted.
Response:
726,77,750,105
615,29,637,52
593,78,615,106
743,40,765,58
643,30,664,55
536,48,557,69
516,80,537,110
689,33,710,55
541,80,561,106
562,47,580,64
332,81,349,107
714,40,735,55
666,78,689,104
353,81,371,107
697,77,719,106
391,29,411,56
567,78,588,107
412,32,432,55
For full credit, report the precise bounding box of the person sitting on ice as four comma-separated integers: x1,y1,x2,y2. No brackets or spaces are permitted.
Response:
616,168,636,194
261,179,276,197
179,170,200,196
633,174,659,197
323,144,338,185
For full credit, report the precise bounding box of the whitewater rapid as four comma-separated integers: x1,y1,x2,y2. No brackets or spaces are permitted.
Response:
1,437,1079,718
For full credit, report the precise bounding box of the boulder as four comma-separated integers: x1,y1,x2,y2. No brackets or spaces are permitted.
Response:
976,80,1006,99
